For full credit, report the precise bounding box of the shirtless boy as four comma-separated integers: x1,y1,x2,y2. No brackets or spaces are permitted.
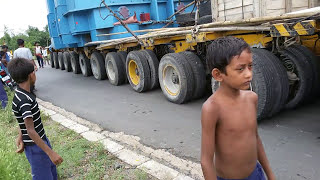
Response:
201,37,275,180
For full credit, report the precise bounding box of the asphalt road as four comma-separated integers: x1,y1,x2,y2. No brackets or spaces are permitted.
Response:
35,65,320,179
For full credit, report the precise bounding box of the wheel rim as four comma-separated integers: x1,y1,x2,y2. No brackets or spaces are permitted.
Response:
163,65,180,96
80,58,85,72
92,59,99,78
107,60,116,81
128,60,140,85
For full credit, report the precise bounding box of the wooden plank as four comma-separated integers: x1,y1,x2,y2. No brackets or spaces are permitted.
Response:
218,5,254,16
292,0,308,7
292,7,309,12
266,0,285,10
212,0,219,21
218,12,254,21
265,8,286,16
253,0,261,17
285,0,292,13
218,0,253,11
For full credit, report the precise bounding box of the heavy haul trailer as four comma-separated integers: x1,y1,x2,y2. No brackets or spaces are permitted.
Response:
47,0,320,120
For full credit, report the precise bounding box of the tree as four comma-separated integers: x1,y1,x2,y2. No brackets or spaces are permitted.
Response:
0,25,50,53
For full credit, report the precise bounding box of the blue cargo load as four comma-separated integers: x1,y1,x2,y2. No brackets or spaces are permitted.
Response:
46,0,194,50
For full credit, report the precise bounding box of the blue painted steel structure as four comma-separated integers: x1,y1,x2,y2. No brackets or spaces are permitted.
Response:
46,0,194,50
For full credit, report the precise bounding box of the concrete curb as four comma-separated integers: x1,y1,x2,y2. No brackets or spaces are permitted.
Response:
38,99,204,180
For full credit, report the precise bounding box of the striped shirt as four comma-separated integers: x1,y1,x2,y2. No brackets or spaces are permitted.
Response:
12,86,46,145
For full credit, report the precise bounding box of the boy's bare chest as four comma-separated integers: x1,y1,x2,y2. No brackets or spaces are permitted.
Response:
218,102,257,132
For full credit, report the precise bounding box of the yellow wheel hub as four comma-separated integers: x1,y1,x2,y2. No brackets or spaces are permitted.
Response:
128,60,140,86
163,65,180,96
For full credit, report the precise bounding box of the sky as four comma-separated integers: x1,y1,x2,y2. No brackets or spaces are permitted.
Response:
0,0,48,37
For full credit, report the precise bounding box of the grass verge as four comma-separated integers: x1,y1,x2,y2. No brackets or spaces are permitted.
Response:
0,89,153,180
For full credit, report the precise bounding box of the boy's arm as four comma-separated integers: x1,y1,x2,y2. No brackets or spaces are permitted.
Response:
16,130,24,153
24,117,63,165
201,101,218,180
257,134,275,180
251,92,276,180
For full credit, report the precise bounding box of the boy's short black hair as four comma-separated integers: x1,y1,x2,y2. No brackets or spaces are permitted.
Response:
8,58,34,83
2,45,8,49
206,36,251,74
17,39,25,46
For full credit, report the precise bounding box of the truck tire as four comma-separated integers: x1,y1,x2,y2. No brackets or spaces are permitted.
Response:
53,52,59,69
251,50,274,120
198,15,213,25
106,52,126,85
180,51,206,100
70,51,81,74
50,52,54,68
159,53,194,104
126,51,151,92
252,49,289,117
91,52,107,80
58,52,65,70
291,45,320,98
63,52,72,72
79,53,92,77
140,50,160,90
117,51,129,83
280,48,313,109
199,0,212,17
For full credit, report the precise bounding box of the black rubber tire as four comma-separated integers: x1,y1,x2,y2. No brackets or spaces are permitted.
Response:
252,49,289,117
291,45,320,98
106,52,126,86
50,52,54,68
140,50,160,90
251,49,278,120
280,48,313,109
70,51,81,74
63,52,72,72
117,51,129,83
198,15,213,25
180,51,206,100
91,52,107,80
58,52,65,70
159,53,194,104
126,51,151,92
79,53,92,77
199,0,212,17
53,52,59,69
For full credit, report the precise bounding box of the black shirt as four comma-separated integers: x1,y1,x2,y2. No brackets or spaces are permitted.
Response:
12,86,46,145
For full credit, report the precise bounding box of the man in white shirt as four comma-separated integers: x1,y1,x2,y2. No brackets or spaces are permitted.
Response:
42,47,49,66
13,39,38,71
35,43,44,68
13,39,38,93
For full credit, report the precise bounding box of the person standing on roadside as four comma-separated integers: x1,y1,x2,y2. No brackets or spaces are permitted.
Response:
0,45,11,74
0,57,8,109
42,47,49,66
35,43,44,68
13,39,38,93
8,58,63,179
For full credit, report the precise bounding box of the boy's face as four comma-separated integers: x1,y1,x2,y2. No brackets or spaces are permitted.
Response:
29,71,36,86
215,50,253,90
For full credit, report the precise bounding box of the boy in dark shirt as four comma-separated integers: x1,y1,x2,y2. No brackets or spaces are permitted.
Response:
201,37,275,180
8,58,63,180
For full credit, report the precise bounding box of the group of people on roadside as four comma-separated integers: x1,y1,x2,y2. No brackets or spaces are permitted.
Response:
0,39,48,109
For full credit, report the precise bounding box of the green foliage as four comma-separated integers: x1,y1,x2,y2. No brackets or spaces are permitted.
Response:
0,25,51,53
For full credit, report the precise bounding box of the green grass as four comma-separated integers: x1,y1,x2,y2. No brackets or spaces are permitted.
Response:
0,89,151,180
